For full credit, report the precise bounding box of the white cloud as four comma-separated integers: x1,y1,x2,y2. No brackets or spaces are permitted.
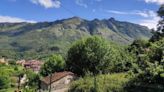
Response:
139,16,160,29
137,10,160,29
0,15,36,23
106,10,160,29
106,10,128,15
31,0,61,8
144,0,164,5
75,0,88,8
87,0,103,6
135,10,157,18
106,10,156,18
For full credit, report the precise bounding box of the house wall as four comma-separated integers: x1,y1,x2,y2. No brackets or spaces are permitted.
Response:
40,82,48,91
40,75,75,92
0,58,8,65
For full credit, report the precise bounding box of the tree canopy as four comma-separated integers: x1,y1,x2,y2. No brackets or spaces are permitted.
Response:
66,36,134,76
150,4,164,42
0,75,10,89
40,54,65,77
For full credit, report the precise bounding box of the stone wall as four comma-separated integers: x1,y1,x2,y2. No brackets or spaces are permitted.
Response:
40,75,75,92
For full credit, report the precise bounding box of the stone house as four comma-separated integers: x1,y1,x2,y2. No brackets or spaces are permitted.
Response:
16,60,26,66
23,60,43,73
40,71,76,92
16,59,43,73
0,58,8,65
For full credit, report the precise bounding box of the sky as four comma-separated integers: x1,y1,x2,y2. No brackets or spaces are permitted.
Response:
0,0,163,29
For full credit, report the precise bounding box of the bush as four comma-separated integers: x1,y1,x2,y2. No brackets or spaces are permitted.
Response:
26,70,40,88
69,73,131,92
0,75,10,89
40,54,65,76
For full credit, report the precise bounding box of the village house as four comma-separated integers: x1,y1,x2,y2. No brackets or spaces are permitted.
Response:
16,60,43,73
16,60,26,66
23,60,43,73
40,71,76,92
0,58,8,65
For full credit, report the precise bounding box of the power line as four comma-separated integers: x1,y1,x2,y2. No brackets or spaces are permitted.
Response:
60,4,78,16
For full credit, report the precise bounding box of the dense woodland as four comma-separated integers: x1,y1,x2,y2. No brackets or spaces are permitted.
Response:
0,4,164,92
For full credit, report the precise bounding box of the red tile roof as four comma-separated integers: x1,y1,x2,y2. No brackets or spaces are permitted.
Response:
23,60,43,73
24,60,43,65
41,71,75,85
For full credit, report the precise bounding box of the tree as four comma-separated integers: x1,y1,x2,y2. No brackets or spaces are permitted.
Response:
0,75,10,89
129,39,150,55
150,4,164,42
26,70,40,88
66,36,133,76
40,54,65,76
21,70,41,91
137,5,164,84
113,47,137,73
157,4,164,18
128,39,164,84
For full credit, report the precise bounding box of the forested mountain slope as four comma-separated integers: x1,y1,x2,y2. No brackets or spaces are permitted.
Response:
0,17,152,59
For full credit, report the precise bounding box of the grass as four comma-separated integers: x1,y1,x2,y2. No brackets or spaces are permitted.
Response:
0,88,17,92
69,73,131,92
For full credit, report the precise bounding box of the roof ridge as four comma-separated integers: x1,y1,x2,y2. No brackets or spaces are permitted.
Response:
41,71,75,85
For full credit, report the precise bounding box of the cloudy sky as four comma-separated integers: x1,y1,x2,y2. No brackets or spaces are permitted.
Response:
0,0,163,29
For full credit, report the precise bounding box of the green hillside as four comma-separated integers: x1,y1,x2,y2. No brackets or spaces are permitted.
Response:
0,17,152,59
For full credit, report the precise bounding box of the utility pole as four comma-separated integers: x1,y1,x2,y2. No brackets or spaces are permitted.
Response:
15,74,22,92
18,75,21,91
93,73,97,92
94,76,97,92
49,73,52,92
38,77,41,92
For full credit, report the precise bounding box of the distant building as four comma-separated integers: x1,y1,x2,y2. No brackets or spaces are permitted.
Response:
23,60,43,73
16,60,26,66
40,71,76,92
16,60,43,73
0,58,8,65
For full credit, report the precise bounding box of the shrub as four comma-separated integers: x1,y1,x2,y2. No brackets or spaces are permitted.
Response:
69,73,131,92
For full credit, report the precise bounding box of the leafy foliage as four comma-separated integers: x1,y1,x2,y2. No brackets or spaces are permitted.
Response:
1,5,164,92
150,4,164,42
66,36,135,76
0,17,152,59
0,75,10,89
25,70,40,88
67,36,115,75
40,54,65,76
0,65,24,90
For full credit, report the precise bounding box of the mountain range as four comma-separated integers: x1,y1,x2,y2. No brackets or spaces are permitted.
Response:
0,17,152,59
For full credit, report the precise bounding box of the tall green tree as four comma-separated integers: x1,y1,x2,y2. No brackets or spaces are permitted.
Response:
40,54,65,77
157,4,164,18
128,5,164,84
66,36,134,76
150,4,164,42
25,70,40,88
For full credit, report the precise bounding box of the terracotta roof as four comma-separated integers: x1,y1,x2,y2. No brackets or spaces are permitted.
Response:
24,60,43,65
41,71,75,85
